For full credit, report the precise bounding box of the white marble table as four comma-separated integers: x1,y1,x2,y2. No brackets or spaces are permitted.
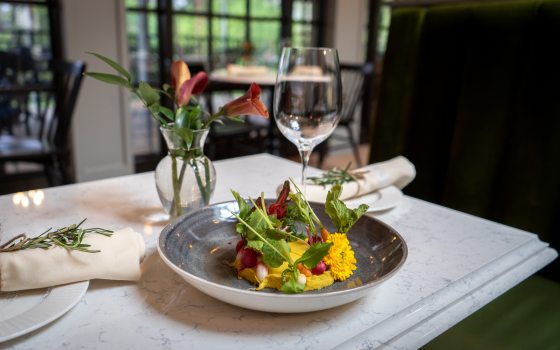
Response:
0,154,557,349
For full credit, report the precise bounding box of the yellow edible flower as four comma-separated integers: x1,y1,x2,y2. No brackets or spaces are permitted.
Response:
324,233,357,281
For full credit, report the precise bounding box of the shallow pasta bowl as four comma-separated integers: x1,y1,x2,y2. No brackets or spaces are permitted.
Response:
157,200,407,313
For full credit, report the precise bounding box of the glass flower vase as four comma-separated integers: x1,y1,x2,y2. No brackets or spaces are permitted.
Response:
155,126,216,218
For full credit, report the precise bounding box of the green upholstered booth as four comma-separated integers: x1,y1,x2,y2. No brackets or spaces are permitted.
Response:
369,0,560,348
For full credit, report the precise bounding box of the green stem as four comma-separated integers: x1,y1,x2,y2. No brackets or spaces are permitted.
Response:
170,154,182,217
202,108,224,129
191,158,209,205
178,159,188,188
204,158,211,201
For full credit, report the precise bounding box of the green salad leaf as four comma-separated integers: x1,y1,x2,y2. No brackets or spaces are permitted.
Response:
294,242,332,269
280,274,305,294
262,238,289,268
325,184,369,234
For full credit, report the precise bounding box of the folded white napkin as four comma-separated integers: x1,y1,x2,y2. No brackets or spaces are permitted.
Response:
299,156,416,203
0,228,145,292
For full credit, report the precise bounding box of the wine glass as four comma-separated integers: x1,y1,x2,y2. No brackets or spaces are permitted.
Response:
273,47,342,192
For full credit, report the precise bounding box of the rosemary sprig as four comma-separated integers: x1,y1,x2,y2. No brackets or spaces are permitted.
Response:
307,162,355,187
0,219,113,253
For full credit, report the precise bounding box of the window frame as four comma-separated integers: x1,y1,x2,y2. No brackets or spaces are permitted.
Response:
126,0,326,86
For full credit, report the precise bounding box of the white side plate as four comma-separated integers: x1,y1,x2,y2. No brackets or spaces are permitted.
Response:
345,185,403,212
0,281,89,342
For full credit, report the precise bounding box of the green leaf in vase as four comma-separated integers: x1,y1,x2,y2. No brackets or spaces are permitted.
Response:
138,81,160,106
172,127,193,149
84,72,129,87
86,52,131,81
159,106,174,121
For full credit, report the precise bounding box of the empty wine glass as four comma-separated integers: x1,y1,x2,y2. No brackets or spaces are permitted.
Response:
273,47,342,191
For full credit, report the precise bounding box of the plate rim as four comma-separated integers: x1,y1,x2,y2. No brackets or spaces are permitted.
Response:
0,280,89,343
158,200,408,302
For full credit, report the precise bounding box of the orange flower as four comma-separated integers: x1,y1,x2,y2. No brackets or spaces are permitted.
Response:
171,61,190,89
221,83,269,118
171,61,209,107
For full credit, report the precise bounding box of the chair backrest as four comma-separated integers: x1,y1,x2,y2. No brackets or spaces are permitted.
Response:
369,0,560,278
339,62,374,124
46,61,86,149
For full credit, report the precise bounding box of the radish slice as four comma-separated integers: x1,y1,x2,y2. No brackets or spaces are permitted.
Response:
297,273,307,285
256,263,268,281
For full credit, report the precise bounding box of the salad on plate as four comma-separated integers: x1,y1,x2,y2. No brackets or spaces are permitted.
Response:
230,180,369,294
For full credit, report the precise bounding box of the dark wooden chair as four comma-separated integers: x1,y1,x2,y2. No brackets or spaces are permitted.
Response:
318,62,374,168
0,61,86,185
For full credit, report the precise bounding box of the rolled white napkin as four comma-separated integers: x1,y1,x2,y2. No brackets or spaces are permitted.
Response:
0,227,145,292
299,156,416,203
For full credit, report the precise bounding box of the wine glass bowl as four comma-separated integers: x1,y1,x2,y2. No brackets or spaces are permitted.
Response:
273,47,342,187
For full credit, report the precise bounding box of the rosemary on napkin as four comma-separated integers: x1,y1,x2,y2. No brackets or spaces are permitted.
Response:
0,219,113,253
307,163,367,187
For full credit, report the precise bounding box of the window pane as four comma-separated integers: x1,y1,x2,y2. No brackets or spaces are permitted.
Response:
376,5,391,55
130,95,161,155
250,0,280,18
172,0,209,12
250,20,280,66
291,23,313,47
126,0,157,9
292,0,313,21
127,12,160,83
211,17,245,67
212,0,245,16
0,3,51,84
126,10,161,157
174,15,209,62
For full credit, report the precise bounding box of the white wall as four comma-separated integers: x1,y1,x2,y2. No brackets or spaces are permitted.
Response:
332,0,369,147
333,0,369,63
61,0,133,182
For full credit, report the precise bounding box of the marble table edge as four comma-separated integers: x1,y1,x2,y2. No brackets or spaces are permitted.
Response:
339,247,558,350
329,236,556,349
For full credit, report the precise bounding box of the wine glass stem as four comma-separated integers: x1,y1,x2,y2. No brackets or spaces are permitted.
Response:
299,148,312,195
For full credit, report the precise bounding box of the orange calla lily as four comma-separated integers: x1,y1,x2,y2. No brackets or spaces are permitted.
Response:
221,83,269,118
171,61,190,89
175,71,209,107
171,61,209,107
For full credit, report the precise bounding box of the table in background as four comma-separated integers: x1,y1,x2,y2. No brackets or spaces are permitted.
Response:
208,69,278,155
0,154,556,349
209,68,277,87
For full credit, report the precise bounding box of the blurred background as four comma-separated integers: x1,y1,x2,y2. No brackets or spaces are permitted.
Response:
1,0,559,348
0,0,382,193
